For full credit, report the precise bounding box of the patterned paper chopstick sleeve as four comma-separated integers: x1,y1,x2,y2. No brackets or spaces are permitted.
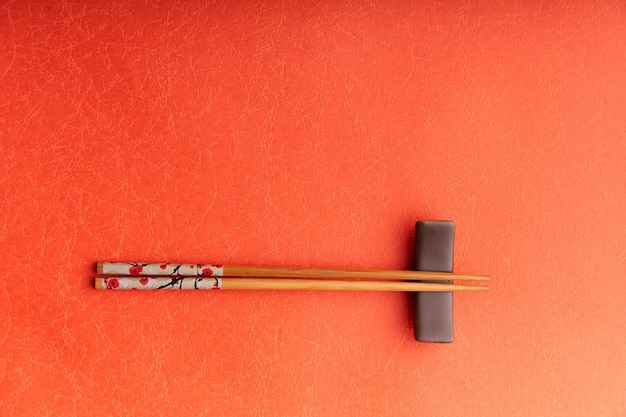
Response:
97,277,222,290
100,262,224,277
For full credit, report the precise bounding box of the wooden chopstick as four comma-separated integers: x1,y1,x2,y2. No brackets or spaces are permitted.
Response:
97,262,490,282
95,277,489,292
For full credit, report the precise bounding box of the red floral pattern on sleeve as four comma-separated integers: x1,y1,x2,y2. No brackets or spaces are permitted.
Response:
129,265,143,275
101,262,224,277
99,277,221,290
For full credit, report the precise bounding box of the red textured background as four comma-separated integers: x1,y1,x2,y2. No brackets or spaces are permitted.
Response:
1,1,625,416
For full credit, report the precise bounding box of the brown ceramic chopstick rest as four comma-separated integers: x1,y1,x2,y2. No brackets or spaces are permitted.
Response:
414,220,455,342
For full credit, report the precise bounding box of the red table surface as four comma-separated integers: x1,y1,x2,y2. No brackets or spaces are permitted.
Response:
1,1,625,416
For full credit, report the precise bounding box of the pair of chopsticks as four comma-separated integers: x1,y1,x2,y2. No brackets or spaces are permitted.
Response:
95,262,490,292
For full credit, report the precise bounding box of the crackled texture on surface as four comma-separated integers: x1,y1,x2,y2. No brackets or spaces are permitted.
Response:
1,1,625,416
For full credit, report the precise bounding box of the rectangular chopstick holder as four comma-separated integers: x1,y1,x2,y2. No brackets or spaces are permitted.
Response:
414,220,454,343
